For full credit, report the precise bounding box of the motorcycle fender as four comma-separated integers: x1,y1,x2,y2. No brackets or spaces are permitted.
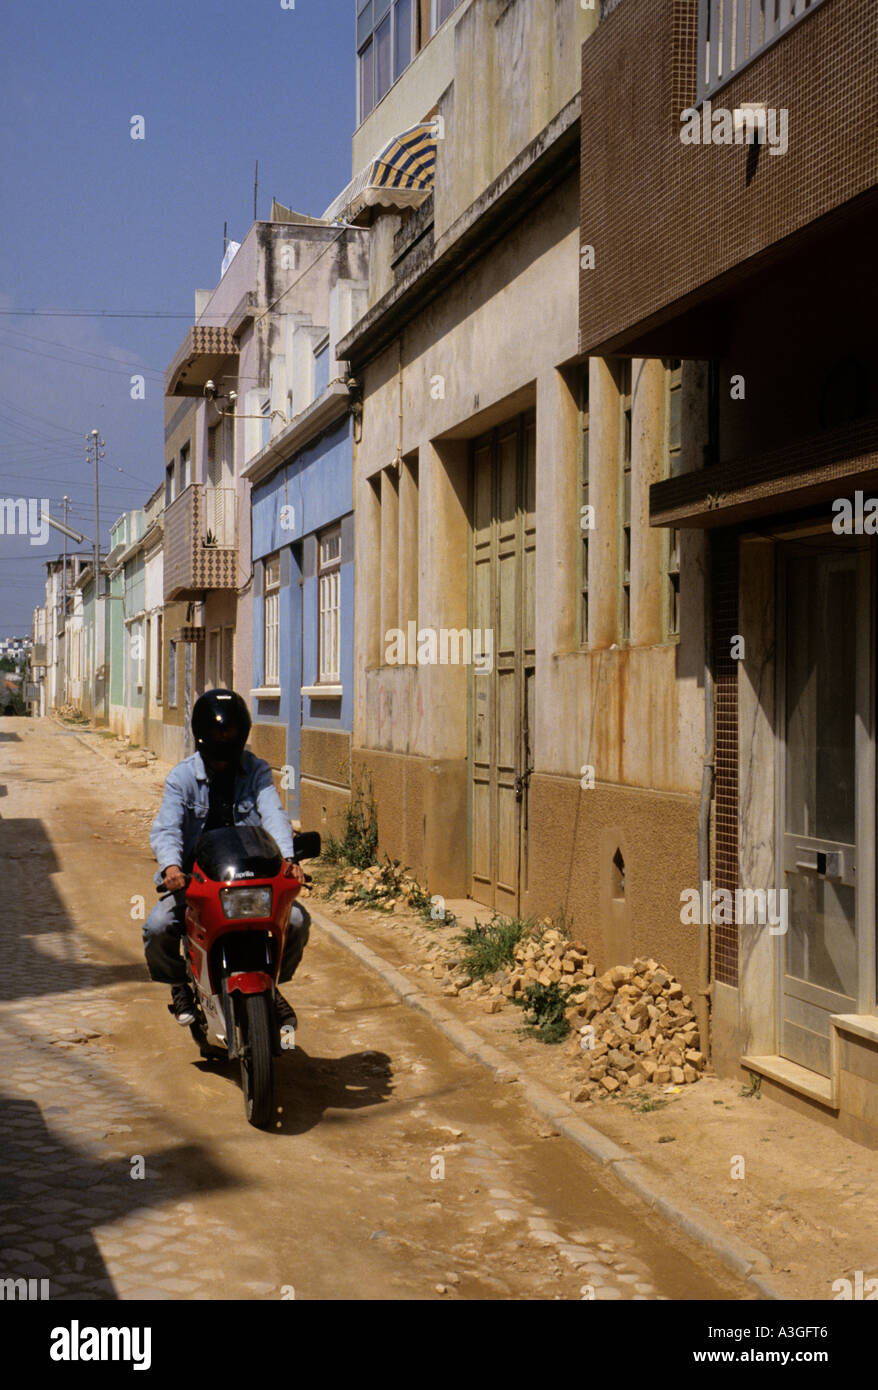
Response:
226,971,273,996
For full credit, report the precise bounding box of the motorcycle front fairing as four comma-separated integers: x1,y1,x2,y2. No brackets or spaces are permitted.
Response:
183,826,300,1050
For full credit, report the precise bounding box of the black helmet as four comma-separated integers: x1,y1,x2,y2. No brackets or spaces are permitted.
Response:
192,689,251,770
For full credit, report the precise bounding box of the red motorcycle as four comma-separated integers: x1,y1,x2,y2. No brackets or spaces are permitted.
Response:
164,824,320,1128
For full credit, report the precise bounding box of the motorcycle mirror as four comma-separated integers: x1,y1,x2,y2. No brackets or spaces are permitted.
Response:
292,830,321,861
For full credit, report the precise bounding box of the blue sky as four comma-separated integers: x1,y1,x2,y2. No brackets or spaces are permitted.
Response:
0,0,355,636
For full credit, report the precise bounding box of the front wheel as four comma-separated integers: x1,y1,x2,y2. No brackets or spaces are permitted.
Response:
238,992,274,1128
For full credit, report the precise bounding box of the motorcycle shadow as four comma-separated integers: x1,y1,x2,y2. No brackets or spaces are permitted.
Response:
193,1045,394,1135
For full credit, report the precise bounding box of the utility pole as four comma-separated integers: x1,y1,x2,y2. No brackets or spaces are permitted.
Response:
61,495,69,707
85,430,105,724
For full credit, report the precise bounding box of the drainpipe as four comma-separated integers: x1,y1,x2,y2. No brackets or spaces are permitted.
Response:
696,532,714,1056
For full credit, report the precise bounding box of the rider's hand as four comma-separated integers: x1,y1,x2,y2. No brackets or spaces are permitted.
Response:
282,859,305,884
163,865,188,893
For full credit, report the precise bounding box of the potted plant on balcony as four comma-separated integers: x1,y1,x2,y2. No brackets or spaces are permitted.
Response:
202,530,219,548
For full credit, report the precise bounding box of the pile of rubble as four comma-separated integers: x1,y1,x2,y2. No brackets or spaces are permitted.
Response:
327,861,430,915
566,954,705,1098
476,929,705,1098
111,737,157,769
506,927,596,994
55,703,88,722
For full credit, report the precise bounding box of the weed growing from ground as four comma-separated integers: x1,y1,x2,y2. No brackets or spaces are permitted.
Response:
457,914,526,979
513,980,572,1044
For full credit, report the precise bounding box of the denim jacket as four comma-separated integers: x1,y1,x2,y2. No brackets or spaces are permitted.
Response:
150,750,295,884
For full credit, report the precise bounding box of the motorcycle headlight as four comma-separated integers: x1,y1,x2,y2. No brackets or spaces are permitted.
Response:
219,885,273,920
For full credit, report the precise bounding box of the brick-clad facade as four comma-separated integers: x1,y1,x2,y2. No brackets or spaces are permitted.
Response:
579,0,878,1139
711,530,739,989
163,484,237,601
579,0,878,356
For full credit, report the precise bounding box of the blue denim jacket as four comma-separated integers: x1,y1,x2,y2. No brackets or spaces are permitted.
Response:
150,750,295,884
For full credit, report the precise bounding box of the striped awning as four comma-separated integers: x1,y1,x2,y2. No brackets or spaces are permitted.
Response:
323,122,438,223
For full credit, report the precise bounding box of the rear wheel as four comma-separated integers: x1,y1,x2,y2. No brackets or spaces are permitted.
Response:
238,992,273,1128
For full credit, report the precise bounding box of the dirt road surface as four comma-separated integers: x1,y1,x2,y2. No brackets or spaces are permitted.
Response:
0,719,749,1301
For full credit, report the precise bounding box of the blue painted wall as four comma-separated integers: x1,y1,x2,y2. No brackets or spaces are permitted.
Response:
251,416,354,818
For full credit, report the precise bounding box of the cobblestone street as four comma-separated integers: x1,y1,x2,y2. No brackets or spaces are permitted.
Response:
0,720,748,1300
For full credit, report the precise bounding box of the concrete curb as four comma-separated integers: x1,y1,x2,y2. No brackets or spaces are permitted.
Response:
46,716,168,789
309,904,786,1299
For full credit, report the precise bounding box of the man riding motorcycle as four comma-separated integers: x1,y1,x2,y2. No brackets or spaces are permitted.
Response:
143,689,308,1037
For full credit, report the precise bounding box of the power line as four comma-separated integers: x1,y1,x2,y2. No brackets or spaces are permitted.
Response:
0,310,196,320
0,336,165,380
0,395,87,437
0,325,163,375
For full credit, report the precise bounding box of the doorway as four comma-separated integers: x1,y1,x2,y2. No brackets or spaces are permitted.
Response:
469,414,535,914
778,541,875,1075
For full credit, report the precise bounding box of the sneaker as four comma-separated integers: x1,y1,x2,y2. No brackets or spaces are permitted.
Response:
276,992,297,1049
169,984,196,1026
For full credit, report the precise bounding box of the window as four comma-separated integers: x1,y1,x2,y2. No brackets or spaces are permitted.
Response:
358,0,414,123
264,555,280,688
179,442,191,492
664,360,683,640
221,626,234,690
318,527,341,684
618,360,632,643
313,339,330,399
155,614,163,703
208,628,221,689
432,0,463,33
168,640,178,707
260,396,271,451
132,621,144,692
579,369,590,649
165,461,175,507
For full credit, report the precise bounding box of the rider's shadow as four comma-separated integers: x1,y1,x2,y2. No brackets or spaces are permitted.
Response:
194,1047,394,1135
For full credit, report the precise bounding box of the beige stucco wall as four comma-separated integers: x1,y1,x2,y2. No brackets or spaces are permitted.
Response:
434,0,594,240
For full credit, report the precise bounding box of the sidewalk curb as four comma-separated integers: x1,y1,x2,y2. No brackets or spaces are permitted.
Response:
47,716,168,788
309,904,785,1300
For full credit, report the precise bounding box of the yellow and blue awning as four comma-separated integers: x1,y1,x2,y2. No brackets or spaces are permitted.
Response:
322,122,438,223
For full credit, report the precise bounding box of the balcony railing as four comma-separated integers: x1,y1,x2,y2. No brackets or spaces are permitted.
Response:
697,0,828,101
163,484,238,601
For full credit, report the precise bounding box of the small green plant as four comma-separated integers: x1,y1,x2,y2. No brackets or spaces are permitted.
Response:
740,1070,763,1099
513,980,571,1044
457,913,525,979
552,904,575,941
406,879,457,927
622,1090,669,1113
322,770,379,869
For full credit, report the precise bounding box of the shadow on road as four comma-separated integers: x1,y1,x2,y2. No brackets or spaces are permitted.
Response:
0,1095,235,1299
0,817,146,1003
192,1046,394,1135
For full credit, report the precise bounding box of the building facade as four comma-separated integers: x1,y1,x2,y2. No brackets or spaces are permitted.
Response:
579,0,878,1141
339,0,704,978
243,223,368,833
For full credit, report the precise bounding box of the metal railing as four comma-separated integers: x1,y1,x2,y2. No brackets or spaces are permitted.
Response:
696,0,828,101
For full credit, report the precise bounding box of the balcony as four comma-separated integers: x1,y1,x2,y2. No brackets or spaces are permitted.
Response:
697,0,829,101
165,324,239,397
163,484,237,601
578,0,874,357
